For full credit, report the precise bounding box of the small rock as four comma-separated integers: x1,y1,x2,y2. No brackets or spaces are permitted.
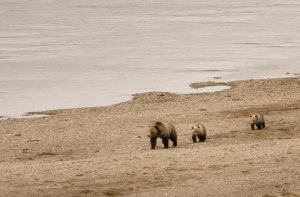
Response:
80,190,93,194
213,76,222,79
27,139,40,143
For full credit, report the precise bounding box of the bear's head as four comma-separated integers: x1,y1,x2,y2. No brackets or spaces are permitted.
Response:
148,121,164,138
250,114,259,123
191,125,201,136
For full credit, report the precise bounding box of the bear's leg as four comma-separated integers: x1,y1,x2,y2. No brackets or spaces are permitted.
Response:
257,124,262,129
173,139,177,147
170,136,177,147
199,134,206,142
162,138,169,148
192,135,197,143
262,122,265,128
251,123,255,130
150,138,157,149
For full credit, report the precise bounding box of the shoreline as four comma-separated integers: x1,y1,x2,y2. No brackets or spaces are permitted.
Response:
1,74,298,119
2,1,300,195
0,76,300,196
1,81,232,119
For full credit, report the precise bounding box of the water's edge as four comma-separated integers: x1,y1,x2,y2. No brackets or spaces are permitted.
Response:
2,75,299,119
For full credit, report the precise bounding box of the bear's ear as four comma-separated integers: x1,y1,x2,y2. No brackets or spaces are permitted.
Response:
155,121,163,127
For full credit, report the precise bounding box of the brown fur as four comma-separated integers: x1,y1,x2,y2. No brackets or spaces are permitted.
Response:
191,123,206,143
148,121,177,149
250,113,266,130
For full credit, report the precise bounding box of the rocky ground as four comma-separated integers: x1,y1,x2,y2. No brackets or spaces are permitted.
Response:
0,77,299,197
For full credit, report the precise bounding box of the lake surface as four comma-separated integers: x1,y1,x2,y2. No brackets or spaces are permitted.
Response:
1,0,300,117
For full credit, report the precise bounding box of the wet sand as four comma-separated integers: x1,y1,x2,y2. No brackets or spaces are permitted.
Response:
0,77,299,197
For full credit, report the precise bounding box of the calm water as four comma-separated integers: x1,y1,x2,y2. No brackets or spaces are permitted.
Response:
1,0,300,116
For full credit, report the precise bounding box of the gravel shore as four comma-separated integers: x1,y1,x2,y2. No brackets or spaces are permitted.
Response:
0,77,299,197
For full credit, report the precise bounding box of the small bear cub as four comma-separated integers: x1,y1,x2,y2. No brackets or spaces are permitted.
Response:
191,123,206,143
250,113,266,130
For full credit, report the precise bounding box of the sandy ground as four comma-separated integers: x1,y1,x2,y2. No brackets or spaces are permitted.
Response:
0,77,300,197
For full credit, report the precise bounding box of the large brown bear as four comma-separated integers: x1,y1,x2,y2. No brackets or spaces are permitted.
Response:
191,123,206,143
148,121,177,149
250,113,266,130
